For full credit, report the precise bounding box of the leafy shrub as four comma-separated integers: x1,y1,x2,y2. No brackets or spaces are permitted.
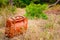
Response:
31,0,56,4
0,0,8,7
20,0,31,5
49,0,56,3
24,3,48,19
31,0,40,4
0,0,57,8
13,0,28,8
13,0,41,8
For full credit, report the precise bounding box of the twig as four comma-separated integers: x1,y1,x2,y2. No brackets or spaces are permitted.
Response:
48,0,60,8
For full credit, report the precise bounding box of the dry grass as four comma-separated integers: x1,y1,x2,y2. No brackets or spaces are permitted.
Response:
45,5,60,15
0,5,60,40
0,6,16,27
0,14,60,40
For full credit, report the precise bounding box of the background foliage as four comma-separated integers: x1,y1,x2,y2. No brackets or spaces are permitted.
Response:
24,3,48,19
13,0,27,8
0,0,58,7
0,0,8,7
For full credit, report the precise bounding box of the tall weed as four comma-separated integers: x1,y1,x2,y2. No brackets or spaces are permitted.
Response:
0,6,16,27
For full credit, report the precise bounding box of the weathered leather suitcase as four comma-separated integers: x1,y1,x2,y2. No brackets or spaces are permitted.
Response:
5,16,28,38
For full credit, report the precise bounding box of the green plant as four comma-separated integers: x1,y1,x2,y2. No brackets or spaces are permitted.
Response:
0,0,8,7
21,0,31,5
13,0,27,8
24,3,48,19
49,0,56,3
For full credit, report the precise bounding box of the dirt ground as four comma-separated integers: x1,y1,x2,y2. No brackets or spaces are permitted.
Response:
0,5,60,40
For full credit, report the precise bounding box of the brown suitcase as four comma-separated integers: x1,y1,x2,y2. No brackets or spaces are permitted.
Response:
5,16,28,38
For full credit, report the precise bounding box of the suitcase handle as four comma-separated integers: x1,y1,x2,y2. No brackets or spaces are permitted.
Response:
11,16,25,23
15,16,24,20
15,16,24,22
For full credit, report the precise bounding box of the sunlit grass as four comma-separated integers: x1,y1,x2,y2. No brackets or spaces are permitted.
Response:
0,6,16,27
